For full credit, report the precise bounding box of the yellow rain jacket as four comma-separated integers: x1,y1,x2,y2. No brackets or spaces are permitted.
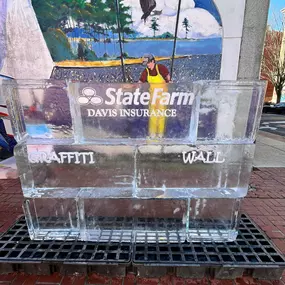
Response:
146,64,168,138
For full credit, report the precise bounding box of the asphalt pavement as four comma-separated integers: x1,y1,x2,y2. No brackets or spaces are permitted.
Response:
260,113,285,137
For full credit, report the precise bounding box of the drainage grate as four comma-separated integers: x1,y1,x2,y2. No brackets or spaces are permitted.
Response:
0,217,131,264
0,215,284,269
133,214,285,267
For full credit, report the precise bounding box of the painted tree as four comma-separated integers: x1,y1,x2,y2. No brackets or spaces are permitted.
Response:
117,0,134,41
32,0,79,60
182,17,190,39
32,0,134,60
104,0,118,54
83,0,108,43
32,0,68,31
150,17,159,38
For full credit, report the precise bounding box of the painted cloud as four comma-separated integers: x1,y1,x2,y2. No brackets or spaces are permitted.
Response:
123,0,222,38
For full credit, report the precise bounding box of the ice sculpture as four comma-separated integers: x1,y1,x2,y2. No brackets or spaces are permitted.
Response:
2,80,265,242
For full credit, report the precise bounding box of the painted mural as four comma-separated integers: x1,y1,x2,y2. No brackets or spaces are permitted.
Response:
0,0,222,82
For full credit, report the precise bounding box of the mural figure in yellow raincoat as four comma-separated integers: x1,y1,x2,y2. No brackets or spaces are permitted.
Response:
139,54,171,138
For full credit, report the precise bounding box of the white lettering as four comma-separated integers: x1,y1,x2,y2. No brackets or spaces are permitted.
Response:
89,152,96,164
170,92,180,105
28,151,96,165
28,152,39,163
50,152,61,163
152,88,163,105
116,88,124,104
216,152,225,164
81,152,87,164
66,152,74,164
42,152,51,163
122,92,133,105
182,151,226,164
74,152,80,164
194,151,206,163
182,151,196,164
88,109,117,117
160,92,171,105
87,109,96,117
105,88,116,105
205,151,215,163
140,92,150,105
118,109,176,117
59,152,68,163
133,89,141,105
177,92,194,105
82,87,194,107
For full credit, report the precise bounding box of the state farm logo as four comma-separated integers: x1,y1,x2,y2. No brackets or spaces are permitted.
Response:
77,87,195,107
77,87,103,106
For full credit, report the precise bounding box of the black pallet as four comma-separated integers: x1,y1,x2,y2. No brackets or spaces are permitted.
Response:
0,217,131,265
0,214,284,278
133,215,285,267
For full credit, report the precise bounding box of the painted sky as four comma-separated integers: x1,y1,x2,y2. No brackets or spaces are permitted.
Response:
194,0,222,25
268,0,285,30
123,0,222,38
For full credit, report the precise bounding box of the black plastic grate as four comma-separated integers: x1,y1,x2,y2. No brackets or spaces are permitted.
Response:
0,217,131,264
0,215,284,268
37,216,184,232
133,214,285,267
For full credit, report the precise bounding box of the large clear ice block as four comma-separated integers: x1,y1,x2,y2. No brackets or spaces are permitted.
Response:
23,195,240,242
188,198,241,241
196,81,265,143
136,144,255,198
15,141,135,193
83,198,189,242
68,82,198,142
2,80,72,141
2,80,266,144
16,141,254,198
23,197,80,240
17,140,250,241
2,80,266,242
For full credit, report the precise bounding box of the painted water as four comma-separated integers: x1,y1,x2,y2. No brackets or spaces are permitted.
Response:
69,38,222,59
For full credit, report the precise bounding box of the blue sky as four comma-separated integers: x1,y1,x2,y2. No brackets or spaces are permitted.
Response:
268,0,285,30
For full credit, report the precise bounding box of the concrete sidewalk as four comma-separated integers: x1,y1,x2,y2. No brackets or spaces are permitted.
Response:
254,131,285,168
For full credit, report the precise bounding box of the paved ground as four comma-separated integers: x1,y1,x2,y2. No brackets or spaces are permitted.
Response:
0,166,285,284
0,272,282,285
254,131,285,167
260,114,285,137
253,114,285,168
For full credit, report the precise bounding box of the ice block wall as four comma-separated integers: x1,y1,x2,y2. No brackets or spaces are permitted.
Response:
2,80,266,242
